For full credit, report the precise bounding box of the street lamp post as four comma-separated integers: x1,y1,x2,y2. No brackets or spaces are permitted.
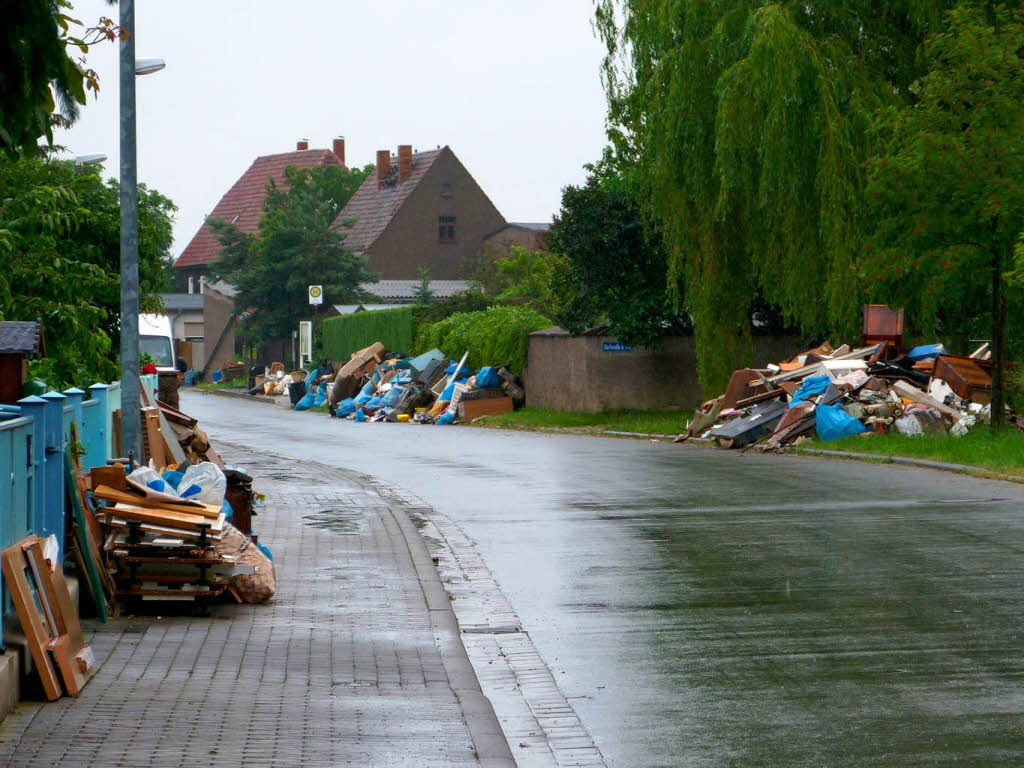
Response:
118,0,164,461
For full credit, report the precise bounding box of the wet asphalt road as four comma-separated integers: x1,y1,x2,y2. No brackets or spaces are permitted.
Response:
183,392,1024,767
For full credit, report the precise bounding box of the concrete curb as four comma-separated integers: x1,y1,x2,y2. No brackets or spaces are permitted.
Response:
198,388,279,405
387,508,516,767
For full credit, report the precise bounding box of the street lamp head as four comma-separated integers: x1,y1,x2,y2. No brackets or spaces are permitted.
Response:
75,153,108,166
135,58,166,76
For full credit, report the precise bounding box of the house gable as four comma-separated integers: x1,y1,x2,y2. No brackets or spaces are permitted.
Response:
361,146,506,279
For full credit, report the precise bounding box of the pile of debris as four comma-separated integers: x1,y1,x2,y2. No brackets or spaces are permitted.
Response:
250,342,526,425
685,305,1009,450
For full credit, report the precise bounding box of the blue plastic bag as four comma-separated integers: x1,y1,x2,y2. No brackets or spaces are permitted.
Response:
476,366,501,389
354,409,367,422
358,380,376,399
222,498,233,522
791,375,831,407
294,391,317,411
815,404,868,442
256,542,273,561
382,386,406,407
313,388,327,408
355,393,372,405
366,396,384,409
162,470,183,491
304,369,317,389
437,412,456,425
335,398,356,418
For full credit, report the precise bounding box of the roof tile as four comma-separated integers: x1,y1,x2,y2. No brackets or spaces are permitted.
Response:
175,149,342,268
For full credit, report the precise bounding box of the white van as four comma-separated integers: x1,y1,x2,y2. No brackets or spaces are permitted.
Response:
139,314,177,374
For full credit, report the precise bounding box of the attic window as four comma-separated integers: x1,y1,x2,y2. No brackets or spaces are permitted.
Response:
438,216,456,243
440,183,452,198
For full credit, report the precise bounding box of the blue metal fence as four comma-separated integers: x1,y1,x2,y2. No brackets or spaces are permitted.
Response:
0,380,129,649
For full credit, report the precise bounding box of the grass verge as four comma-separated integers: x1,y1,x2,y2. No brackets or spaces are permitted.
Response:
806,428,1024,476
197,376,247,393
473,407,692,436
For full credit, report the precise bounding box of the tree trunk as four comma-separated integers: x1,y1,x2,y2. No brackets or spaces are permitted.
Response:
990,244,1006,428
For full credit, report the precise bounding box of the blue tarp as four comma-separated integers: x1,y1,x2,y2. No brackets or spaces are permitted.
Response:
906,343,945,362
790,375,831,407
815,404,868,441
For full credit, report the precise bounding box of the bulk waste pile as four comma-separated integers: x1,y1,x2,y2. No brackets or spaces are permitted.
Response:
250,342,525,424
684,305,1013,450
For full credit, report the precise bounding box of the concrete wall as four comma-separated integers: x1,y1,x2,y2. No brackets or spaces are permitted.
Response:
365,148,507,280
524,330,803,412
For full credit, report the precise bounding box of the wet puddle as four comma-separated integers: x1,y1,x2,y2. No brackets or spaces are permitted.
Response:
303,508,365,534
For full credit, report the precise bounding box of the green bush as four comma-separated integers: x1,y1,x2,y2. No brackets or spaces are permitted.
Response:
414,306,552,373
322,307,414,362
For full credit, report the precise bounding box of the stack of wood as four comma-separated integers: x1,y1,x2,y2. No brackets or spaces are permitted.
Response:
88,464,254,605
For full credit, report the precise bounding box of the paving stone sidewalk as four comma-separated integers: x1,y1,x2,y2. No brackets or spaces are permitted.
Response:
0,448,512,768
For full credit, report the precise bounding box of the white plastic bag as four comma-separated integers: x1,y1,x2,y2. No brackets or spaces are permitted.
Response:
178,462,226,505
127,466,176,495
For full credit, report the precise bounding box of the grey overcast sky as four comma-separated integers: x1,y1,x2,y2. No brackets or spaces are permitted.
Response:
54,0,609,259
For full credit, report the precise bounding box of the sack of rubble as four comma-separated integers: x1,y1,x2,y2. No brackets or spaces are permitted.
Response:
216,523,276,603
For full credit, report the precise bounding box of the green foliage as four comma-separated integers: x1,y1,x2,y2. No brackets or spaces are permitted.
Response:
1,1,117,153
414,306,552,373
595,0,952,392
867,3,1024,426
0,156,175,386
547,153,686,346
411,290,494,331
209,163,373,348
412,265,434,305
322,307,414,362
491,246,568,320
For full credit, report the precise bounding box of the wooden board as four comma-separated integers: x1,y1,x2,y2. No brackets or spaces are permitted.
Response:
93,485,220,519
26,538,96,696
458,396,514,421
142,407,167,468
156,407,187,464
65,453,109,621
109,503,225,533
102,516,223,542
1,539,63,700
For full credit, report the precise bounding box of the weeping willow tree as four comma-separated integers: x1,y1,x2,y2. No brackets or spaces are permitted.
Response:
595,0,950,391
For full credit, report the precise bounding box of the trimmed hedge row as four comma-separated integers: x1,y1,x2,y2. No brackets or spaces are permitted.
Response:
322,307,414,362
414,306,551,373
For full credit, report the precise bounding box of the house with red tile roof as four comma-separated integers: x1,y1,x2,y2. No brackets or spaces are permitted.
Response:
173,138,348,292
172,139,508,290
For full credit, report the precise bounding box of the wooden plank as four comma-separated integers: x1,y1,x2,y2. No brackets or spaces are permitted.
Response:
102,516,223,541
109,503,224,533
65,453,109,621
142,407,167,468
156,407,187,464
1,539,63,700
94,484,220,519
26,538,96,696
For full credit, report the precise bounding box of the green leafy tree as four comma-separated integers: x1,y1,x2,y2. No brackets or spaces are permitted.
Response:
413,265,434,305
547,153,685,346
490,246,568,321
868,3,1024,427
208,163,374,349
0,156,175,385
2,1,117,153
595,0,951,390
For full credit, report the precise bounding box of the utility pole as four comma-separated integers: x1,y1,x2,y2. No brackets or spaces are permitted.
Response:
119,0,140,460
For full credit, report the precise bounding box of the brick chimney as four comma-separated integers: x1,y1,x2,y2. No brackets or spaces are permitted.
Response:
296,138,309,151
332,136,346,167
376,149,391,189
397,145,413,183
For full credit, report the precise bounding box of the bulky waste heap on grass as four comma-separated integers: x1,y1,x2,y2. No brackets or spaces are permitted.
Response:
250,342,526,425
684,309,1012,450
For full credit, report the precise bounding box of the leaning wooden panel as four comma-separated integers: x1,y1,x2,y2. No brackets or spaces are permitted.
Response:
93,484,220,519
26,537,96,696
1,539,63,700
66,453,110,621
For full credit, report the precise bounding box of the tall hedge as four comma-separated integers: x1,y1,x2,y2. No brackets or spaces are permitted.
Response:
414,306,551,373
322,307,414,363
